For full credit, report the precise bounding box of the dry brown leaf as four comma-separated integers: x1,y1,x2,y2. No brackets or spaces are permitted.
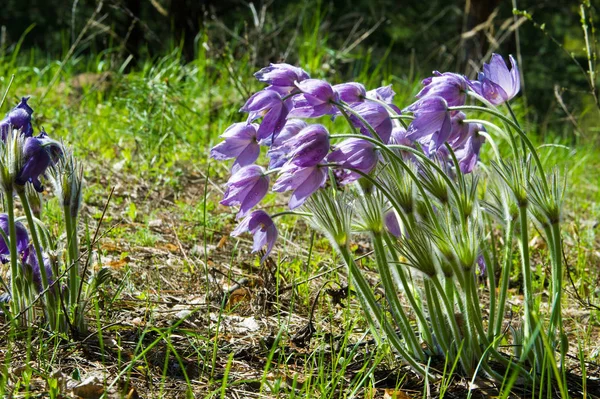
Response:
227,287,251,309
217,235,228,249
71,376,104,399
100,243,120,252
157,243,178,252
105,259,128,269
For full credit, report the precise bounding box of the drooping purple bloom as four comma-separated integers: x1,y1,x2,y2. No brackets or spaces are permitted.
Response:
384,210,402,238
417,72,468,107
231,210,278,263
220,165,270,219
266,119,308,169
477,254,486,276
446,112,472,148
469,54,520,105
366,85,395,103
273,164,328,209
210,123,260,172
254,63,310,93
16,132,62,192
288,79,339,118
0,97,34,140
349,102,393,143
0,214,29,259
453,125,486,174
326,138,378,185
286,124,330,167
366,85,402,114
389,126,411,146
241,89,290,140
21,244,54,293
333,82,366,104
405,96,452,152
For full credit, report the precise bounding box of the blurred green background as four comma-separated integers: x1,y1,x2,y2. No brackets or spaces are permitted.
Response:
1,0,598,138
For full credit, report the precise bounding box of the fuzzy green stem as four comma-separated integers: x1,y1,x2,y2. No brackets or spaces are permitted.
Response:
548,222,563,345
338,244,429,377
271,211,312,219
494,220,514,342
423,279,452,357
517,204,545,367
371,231,424,360
383,233,434,347
429,275,474,374
64,208,80,307
505,102,527,157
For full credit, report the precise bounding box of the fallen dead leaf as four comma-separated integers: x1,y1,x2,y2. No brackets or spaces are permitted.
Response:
157,243,178,252
105,258,129,269
217,235,228,249
70,375,104,399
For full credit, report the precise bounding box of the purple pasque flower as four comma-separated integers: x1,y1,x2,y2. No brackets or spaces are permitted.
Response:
16,132,62,192
210,123,260,172
286,124,330,167
254,63,310,93
231,210,278,263
288,79,340,118
273,163,328,209
366,85,402,114
0,214,29,259
405,96,452,153
469,54,520,105
333,82,366,104
21,244,54,293
241,88,290,140
326,138,378,185
366,85,395,103
453,125,486,174
349,102,393,143
220,165,270,219
445,112,474,149
477,254,486,276
384,210,402,238
417,72,468,107
266,119,308,169
0,97,34,140
389,126,411,146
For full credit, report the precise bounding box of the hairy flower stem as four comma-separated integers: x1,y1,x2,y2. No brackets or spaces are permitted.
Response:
17,188,59,328
423,280,452,357
371,232,424,360
548,222,563,347
382,233,434,347
518,205,543,365
505,102,527,157
337,244,428,377
465,270,488,344
429,275,474,374
64,208,80,308
494,221,514,342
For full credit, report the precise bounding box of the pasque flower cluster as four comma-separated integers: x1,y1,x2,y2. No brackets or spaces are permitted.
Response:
0,98,64,301
212,56,520,261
